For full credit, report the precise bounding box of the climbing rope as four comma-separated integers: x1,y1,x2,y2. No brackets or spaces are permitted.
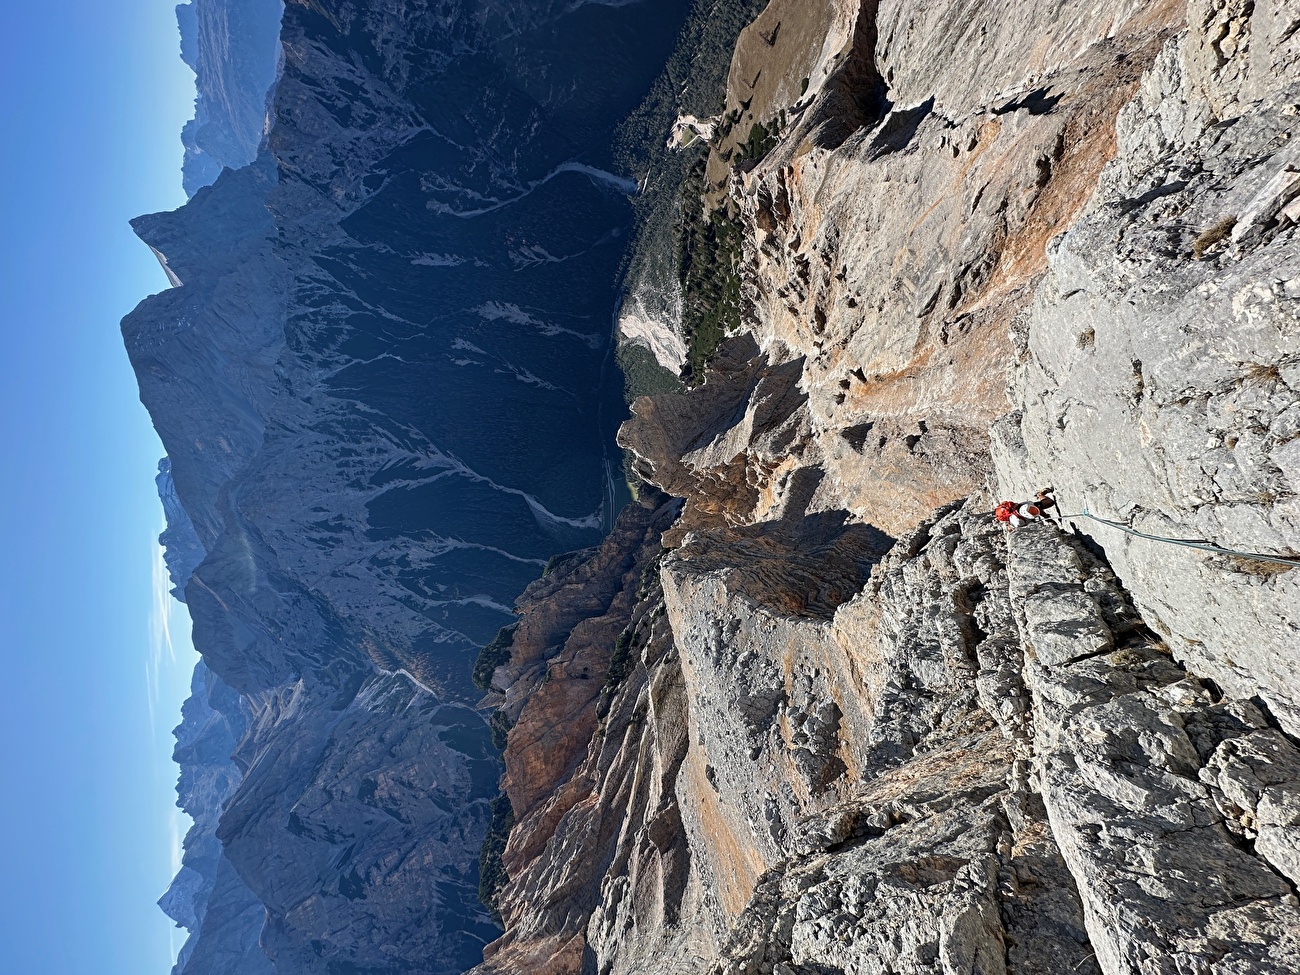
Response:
1056,509,1300,569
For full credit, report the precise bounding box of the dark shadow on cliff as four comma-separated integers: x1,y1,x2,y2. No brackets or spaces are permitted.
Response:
866,96,935,159
993,86,1062,117
800,0,888,152
671,503,894,620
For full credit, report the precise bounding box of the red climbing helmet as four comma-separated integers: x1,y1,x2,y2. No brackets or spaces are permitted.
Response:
994,501,1018,523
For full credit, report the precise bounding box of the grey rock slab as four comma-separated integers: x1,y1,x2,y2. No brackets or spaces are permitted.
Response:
996,12,1300,737
1009,525,1300,975
1202,728,1300,887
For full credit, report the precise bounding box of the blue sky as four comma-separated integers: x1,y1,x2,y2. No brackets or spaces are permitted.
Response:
0,2,201,972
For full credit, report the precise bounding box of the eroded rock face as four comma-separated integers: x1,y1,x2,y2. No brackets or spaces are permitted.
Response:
1009,526,1300,975
993,3,1300,737
491,497,1300,974
488,1,1300,974
474,497,699,975
138,0,694,972
715,0,1189,535
657,508,892,915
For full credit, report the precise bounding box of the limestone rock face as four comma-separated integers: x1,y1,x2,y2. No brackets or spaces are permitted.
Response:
724,0,1189,535
490,496,1300,974
706,505,1300,975
993,3,1300,737
692,505,1096,975
1008,526,1300,975
473,497,702,975
488,1,1300,974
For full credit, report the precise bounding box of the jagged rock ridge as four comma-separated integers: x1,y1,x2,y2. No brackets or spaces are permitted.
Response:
480,1,1300,973
177,0,285,196
133,0,695,972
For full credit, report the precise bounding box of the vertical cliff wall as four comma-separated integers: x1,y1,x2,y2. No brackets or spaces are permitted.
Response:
994,0,1300,736
130,0,695,972
481,1,1300,973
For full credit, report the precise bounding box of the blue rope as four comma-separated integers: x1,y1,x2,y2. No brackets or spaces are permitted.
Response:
1057,509,1300,569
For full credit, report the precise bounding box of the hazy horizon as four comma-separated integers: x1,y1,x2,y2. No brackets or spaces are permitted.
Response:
0,2,202,972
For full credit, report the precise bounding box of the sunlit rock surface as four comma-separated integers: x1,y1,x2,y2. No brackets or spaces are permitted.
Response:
994,0,1300,735
483,1,1300,974
133,0,1300,972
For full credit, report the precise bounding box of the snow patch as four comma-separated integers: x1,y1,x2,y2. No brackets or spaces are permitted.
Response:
476,302,602,349
410,252,466,267
618,285,688,372
475,301,536,326
427,161,637,219
375,444,603,534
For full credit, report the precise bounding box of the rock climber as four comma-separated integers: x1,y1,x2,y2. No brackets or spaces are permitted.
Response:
994,488,1058,529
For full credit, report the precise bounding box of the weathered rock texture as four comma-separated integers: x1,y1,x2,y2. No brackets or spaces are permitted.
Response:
485,1,1300,974
489,500,1300,974
992,0,1300,736
137,0,694,972
476,497,693,975
728,0,1196,536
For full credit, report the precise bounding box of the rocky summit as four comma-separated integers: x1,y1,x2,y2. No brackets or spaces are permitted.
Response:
128,0,1299,974
130,0,690,972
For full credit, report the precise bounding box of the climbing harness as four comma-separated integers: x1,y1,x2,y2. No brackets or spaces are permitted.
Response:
1057,508,1300,569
